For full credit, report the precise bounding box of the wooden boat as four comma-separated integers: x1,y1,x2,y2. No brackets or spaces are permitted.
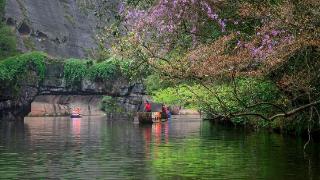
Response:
137,112,153,124
137,112,167,124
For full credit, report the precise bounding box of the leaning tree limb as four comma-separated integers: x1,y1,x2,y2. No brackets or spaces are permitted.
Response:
246,102,287,114
230,100,320,122
230,112,270,121
269,100,320,121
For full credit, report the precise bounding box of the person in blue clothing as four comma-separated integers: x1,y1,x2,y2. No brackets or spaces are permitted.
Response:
167,107,171,119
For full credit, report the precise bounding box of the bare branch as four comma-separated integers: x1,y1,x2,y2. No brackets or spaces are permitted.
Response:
270,100,320,121
246,102,287,114
140,43,171,64
304,103,313,151
231,71,248,108
230,112,269,121
196,79,230,116
312,106,320,126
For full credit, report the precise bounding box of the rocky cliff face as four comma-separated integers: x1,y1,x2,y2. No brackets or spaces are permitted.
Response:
29,95,106,117
4,0,118,58
0,59,145,120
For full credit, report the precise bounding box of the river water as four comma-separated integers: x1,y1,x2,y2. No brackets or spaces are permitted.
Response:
0,115,319,179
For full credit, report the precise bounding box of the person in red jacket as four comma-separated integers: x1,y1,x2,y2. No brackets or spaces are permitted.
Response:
145,101,152,112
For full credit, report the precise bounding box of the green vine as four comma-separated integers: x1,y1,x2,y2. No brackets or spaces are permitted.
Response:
0,52,46,97
88,59,120,81
63,59,88,86
63,57,134,86
0,51,46,82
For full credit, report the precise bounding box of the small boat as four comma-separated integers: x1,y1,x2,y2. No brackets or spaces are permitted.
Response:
71,113,82,118
137,112,168,124
137,112,153,124
71,107,82,118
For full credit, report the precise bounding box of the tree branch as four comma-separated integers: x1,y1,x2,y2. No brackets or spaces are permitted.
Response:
312,106,320,126
231,71,248,108
230,112,270,121
191,76,230,116
246,102,287,114
270,100,320,120
140,43,172,64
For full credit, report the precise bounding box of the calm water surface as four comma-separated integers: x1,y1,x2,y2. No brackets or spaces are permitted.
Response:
0,115,319,179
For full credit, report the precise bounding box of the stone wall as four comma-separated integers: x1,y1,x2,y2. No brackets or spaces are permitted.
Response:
4,0,118,58
28,95,105,117
28,94,147,117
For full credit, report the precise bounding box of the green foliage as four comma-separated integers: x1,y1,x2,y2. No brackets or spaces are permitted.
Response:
100,96,125,113
64,57,135,86
100,0,316,135
0,52,46,98
153,85,194,108
0,52,46,82
0,0,18,60
233,18,262,36
152,78,283,125
64,59,88,86
89,60,116,81
145,74,174,94
125,0,157,9
234,78,282,108
269,46,320,99
88,58,128,81
0,0,5,18
267,46,320,134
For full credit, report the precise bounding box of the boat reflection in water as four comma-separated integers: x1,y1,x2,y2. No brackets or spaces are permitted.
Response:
142,119,171,159
71,118,81,138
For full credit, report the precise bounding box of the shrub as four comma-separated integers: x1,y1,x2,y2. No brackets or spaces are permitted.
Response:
0,24,18,60
88,59,120,81
63,57,134,85
100,96,125,113
0,52,46,98
152,77,283,125
0,52,46,82
63,59,88,86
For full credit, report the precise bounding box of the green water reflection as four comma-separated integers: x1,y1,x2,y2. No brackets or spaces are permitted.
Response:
0,116,319,179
